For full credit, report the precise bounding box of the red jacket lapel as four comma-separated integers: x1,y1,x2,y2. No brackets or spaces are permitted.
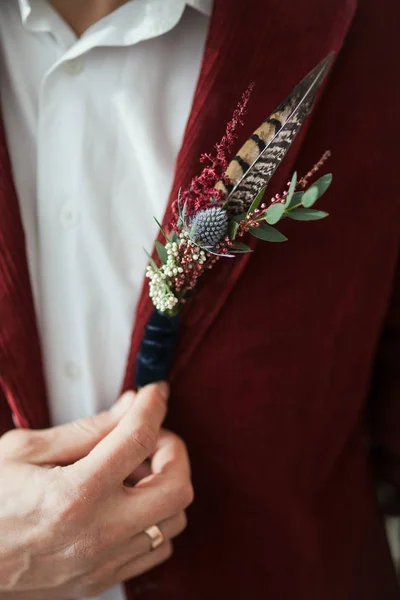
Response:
121,0,357,393
0,120,49,428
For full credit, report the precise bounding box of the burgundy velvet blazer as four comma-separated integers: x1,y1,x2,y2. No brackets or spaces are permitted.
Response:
1,0,400,598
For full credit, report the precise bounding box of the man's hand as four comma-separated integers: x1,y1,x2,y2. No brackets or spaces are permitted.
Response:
0,383,193,599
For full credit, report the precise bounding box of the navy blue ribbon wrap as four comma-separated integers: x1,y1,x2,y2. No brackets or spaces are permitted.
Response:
135,309,181,387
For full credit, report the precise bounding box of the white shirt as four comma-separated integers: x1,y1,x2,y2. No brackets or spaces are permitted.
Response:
0,1,211,599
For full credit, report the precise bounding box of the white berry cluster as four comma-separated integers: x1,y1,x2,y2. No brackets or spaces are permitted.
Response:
146,235,209,313
163,241,183,277
146,241,183,313
146,265,178,313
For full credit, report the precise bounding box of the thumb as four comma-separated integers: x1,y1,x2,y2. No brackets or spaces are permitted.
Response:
0,391,135,466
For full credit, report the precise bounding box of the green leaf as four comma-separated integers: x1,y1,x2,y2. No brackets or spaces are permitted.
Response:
247,186,266,216
265,202,285,225
154,217,168,240
143,247,158,271
313,173,333,198
285,172,297,208
287,191,304,209
249,223,287,242
231,241,253,253
228,220,240,240
301,185,319,208
287,209,329,221
155,241,168,264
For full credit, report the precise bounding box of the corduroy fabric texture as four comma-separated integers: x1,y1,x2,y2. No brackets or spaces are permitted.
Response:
0,0,399,598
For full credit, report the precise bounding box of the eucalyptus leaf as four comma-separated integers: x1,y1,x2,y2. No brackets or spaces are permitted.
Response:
249,223,287,242
247,186,266,216
285,172,297,208
287,209,329,221
155,241,168,264
231,241,253,253
287,191,304,209
265,202,285,225
301,185,319,208
228,220,240,240
313,173,333,198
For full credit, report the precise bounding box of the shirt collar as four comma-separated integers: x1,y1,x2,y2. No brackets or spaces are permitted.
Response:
17,0,213,28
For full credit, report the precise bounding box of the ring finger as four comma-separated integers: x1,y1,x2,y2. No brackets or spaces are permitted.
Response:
117,510,186,563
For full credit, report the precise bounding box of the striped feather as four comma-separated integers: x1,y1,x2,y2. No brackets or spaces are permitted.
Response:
216,53,334,214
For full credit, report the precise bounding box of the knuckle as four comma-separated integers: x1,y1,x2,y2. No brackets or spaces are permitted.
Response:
130,421,157,454
167,480,194,512
0,428,46,459
175,481,195,510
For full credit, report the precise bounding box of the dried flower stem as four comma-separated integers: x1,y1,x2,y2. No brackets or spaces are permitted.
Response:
298,150,331,189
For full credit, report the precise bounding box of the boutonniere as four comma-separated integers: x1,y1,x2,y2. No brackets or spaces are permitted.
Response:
136,53,334,387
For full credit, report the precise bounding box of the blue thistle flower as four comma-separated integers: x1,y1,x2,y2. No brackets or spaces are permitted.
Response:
189,207,229,249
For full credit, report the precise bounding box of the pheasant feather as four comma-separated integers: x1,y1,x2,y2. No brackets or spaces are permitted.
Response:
215,53,334,214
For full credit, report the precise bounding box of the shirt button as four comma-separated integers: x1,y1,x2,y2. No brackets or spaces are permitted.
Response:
64,361,82,381
63,57,84,75
59,204,80,229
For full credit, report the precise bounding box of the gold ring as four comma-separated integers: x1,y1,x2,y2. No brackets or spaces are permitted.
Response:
144,525,165,551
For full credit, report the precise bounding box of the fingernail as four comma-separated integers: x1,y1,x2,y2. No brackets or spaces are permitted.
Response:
156,381,169,401
111,391,135,415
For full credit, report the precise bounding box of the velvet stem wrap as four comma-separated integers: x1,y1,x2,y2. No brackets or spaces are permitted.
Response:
135,309,181,387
